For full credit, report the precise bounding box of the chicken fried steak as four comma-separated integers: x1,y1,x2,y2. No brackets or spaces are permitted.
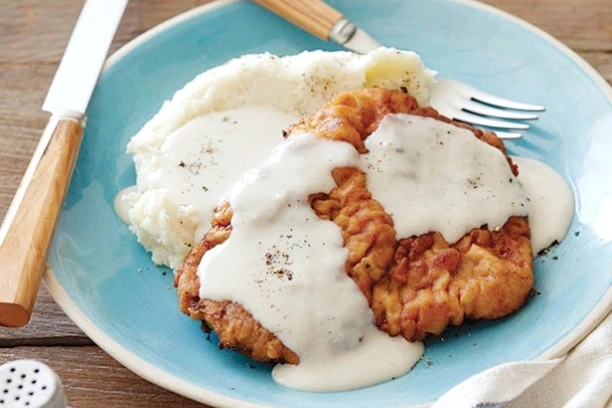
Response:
175,88,533,363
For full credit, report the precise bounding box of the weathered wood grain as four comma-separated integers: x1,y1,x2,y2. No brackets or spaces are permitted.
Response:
0,0,610,407
481,0,612,52
581,51,612,84
0,1,215,63
0,346,207,408
0,285,86,343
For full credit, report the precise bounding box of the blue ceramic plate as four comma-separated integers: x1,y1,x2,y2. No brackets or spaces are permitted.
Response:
46,0,612,407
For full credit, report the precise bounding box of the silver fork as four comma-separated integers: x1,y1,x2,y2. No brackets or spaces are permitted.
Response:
252,0,545,139
429,78,544,139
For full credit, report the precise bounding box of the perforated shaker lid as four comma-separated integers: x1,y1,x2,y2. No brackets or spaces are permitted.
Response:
0,360,66,408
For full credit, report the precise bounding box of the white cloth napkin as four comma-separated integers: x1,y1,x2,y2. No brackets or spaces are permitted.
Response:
432,310,612,408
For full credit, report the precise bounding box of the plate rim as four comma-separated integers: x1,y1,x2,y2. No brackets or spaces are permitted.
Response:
45,0,612,407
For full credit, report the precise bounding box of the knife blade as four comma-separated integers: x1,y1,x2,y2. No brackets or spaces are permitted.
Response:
251,0,381,54
0,0,128,327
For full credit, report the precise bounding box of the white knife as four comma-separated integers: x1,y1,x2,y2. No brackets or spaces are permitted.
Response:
0,0,128,327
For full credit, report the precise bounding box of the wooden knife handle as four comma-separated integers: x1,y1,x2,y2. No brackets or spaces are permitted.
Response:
0,119,83,327
252,0,344,40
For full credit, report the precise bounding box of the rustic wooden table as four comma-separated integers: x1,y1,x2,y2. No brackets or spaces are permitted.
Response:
1,0,610,406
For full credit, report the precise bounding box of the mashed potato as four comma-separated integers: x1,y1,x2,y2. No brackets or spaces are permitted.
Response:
124,48,435,270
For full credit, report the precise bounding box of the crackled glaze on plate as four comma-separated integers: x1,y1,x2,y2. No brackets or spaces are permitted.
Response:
46,0,612,407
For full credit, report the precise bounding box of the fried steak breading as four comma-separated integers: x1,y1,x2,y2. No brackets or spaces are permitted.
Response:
175,88,533,363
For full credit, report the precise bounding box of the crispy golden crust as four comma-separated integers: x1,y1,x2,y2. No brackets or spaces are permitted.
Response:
371,216,532,341
175,88,533,363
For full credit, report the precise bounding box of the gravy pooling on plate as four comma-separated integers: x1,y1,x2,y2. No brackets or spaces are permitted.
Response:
192,111,531,391
511,157,574,253
172,88,574,392
197,132,424,391
117,50,574,393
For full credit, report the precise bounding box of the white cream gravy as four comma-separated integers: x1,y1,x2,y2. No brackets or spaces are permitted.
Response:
118,106,297,241
364,114,529,243
114,186,138,225
197,132,424,392
513,156,574,253
150,107,296,206
116,107,575,392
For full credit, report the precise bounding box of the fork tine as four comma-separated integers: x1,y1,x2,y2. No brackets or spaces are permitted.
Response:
461,100,539,120
494,131,523,139
469,88,545,112
452,111,530,130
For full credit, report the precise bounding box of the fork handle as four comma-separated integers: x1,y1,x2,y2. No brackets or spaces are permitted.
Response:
252,0,343,40
0,118,83,327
